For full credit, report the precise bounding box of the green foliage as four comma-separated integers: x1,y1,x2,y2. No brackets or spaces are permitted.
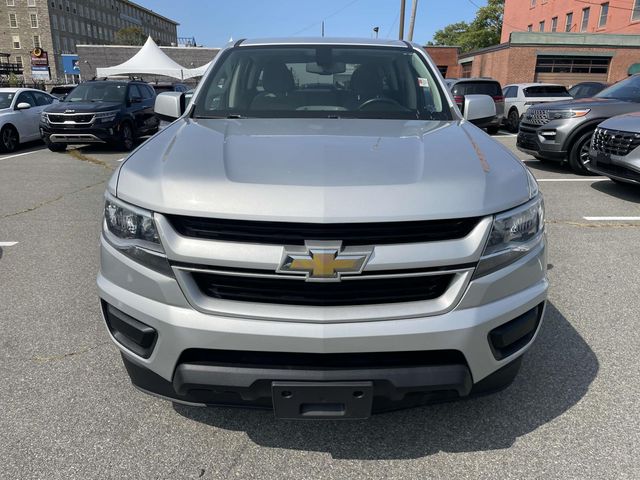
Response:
8,72,20,87
429,0,504,53
115,26,147,46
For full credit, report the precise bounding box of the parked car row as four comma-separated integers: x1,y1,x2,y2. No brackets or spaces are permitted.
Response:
0,87,58,152
517,74,640,176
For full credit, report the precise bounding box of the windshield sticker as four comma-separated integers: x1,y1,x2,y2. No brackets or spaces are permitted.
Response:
418,78,430,88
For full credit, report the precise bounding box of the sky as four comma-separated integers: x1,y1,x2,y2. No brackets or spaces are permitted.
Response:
139,0,488,47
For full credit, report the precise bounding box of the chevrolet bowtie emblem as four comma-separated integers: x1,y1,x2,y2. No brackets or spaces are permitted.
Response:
277,241,373,282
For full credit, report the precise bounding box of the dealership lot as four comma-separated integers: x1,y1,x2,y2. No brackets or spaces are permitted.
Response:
1,135,639,479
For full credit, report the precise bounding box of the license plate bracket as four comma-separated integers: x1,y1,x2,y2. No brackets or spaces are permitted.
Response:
272,381,373,420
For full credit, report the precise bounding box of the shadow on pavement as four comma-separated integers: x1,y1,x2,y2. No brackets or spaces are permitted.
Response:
174,302,598,460
591,179,640,204
523,159,572,175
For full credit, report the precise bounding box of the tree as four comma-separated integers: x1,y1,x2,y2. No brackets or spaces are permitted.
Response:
115,26,147,46
429,0,504,53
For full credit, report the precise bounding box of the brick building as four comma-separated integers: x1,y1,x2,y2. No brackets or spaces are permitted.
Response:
458,31,640,86
502,0,640,43
0,0,178,83
423,46,462,78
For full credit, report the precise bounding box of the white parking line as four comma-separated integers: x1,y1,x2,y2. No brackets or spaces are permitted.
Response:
0,150,41,162
0,241,18,247
584,216,640,221
537,178,608,182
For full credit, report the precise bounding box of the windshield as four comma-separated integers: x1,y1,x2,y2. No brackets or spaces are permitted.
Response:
451,81,502,97
64,83,127,103
0,92,15,109
524,86,570,97
596,75,640,102
193,46,451,120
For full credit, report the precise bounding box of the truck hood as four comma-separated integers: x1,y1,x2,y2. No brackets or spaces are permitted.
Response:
115,118,530,222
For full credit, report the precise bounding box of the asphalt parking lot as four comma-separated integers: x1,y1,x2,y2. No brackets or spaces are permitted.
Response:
1,132,639,479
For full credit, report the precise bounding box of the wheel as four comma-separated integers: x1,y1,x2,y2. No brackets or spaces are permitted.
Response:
487,126,500,135
568,130,597,175
0,125,19,153
507,108,520,133
47,143,67,152
43,136,66,152
117,122,134,151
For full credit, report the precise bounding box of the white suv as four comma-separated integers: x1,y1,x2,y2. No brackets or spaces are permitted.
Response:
503,83,572,132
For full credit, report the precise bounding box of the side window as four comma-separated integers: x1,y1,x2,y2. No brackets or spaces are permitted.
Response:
16,91,36,107
33,91,54,106
503,87,513,98
128,84,142,101
139,85,153,99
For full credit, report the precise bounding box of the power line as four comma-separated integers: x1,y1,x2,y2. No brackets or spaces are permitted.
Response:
290,0,361,36
385,10,401,39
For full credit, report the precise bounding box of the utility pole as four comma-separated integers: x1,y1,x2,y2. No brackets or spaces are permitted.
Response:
408,0,419,42
399,0,406,40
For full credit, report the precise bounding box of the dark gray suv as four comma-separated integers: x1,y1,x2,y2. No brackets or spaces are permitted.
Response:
517,74,640,174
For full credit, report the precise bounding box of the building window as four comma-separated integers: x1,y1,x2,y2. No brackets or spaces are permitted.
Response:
27,0,36,5
9,13,17,28
30,13,38,28
565,12,573,32
33,34,41,47
527,24,533,32
60,16,66,31
461,62,472,78
551,16,558,32
539,20,545,32
634,0,640,21
7,0,15,5
12,35,20,49
51,14,58,29
581,8,590,31
535,55,610,74
599,3,609,27
530,0,536,6
15,55,22,67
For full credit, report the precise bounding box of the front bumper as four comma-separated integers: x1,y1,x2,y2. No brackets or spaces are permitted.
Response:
40,122,119,144
588,148,640,185
97,232,548,411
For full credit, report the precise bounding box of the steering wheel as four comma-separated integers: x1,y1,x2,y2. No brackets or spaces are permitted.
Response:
357,97,404,110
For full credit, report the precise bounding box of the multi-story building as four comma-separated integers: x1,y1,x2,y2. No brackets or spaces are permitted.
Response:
502,0,640,43
0,0,178,83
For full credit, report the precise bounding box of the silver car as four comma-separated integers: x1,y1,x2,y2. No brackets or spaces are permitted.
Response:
0,88,57,152
98,38,547,419
588,112,640,185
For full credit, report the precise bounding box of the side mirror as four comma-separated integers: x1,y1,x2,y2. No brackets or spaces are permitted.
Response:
16,102,31,110
154,91,184,120
462,94,496,124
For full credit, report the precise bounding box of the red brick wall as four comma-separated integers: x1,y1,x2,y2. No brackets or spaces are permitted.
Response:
502,0,640,43
460,45,640,86
424,46,462,77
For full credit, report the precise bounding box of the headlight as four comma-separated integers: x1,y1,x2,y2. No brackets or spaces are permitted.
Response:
550,109,590,120
103,193,172,275
475,195,545,278
95,110,118,123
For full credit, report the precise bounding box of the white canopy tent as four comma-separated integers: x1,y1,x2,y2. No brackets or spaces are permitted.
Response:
96,36,188,80
184,60,213,79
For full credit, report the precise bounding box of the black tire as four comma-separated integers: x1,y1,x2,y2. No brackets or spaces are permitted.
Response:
487,126,500,135
0,125,19,153
117,122,135,151
43,136,67,152
507,108,520,133
47,143,67,152
568,130,597,175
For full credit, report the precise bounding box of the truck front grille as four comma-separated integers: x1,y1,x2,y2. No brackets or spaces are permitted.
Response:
165,216,480,246
47,113,94,124
190,271,454,306
592,127,640,157
522,109,550,126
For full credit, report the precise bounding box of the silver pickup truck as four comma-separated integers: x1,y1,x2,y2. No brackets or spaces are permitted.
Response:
97,38,547,419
